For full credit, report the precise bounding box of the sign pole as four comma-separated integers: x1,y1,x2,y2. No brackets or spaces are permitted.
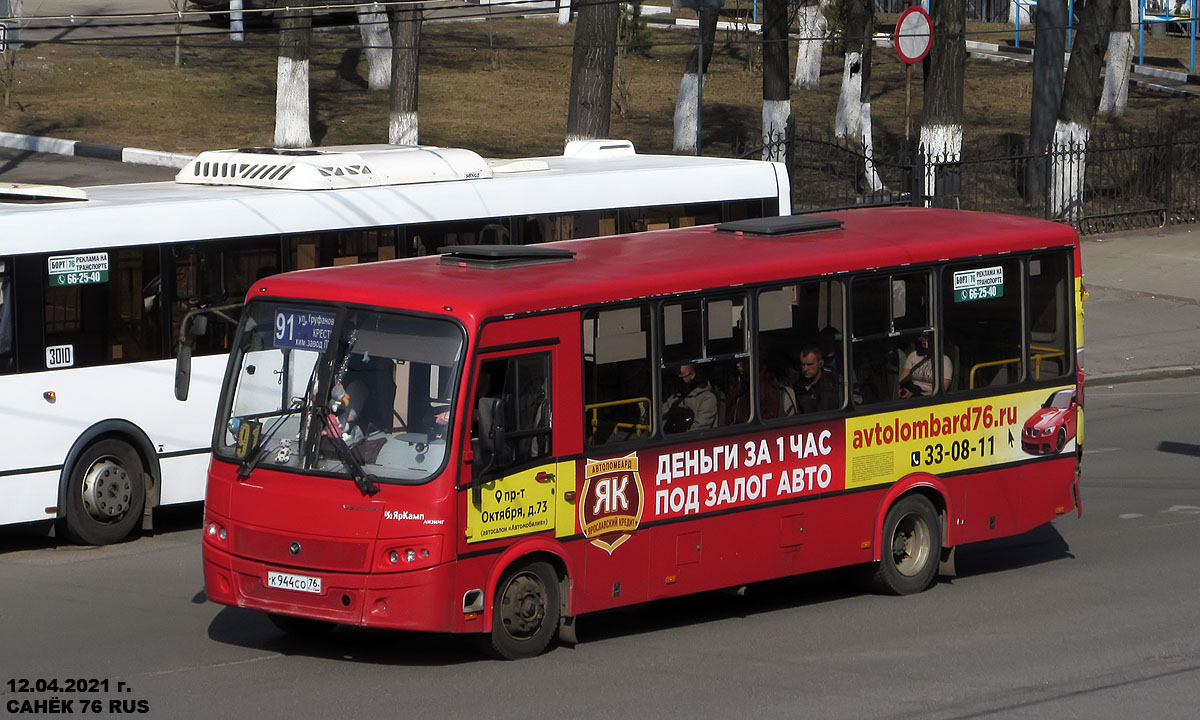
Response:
905,64,912,142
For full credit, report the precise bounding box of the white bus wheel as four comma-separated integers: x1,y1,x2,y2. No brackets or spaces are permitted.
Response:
62,439,146,546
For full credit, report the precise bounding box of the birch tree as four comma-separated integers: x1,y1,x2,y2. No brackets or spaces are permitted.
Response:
566,0,619,142
1027,0,1067,201
1098,0,1135,119
1051,0,1120,219
793,0,827,89
672,9,718,153
274,0,313,148
387,4,422,145
357,2,391,91
762,0,790,160
919,0,965,206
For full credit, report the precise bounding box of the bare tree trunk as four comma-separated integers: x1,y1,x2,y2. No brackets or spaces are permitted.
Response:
387,5,421,145
673,9,718,153
918,0,965,206
1052,0,1119,219
762,0,790,161
793,0,827,89
566,0,619,143
1028,0,1067,201
168,0,185,68
1098,0,1135,119
275,1,313,148
358,2,392,91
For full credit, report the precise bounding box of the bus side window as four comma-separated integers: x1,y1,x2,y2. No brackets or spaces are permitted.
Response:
660,294,748,433
583,305,652,446
850,271,933,404
1027,252,1073,380
0,260,13,374
756,280,846,417
173,240,281,357
943,258,1024,391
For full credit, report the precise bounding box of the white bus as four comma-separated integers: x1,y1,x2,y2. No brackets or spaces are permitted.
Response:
0,139,789,545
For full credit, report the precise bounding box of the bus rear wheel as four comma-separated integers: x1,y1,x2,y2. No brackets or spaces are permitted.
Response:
62,439,146,546
872,494,940,595
486,561,560,660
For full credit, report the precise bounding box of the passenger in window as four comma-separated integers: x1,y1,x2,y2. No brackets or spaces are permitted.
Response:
795,345,840,413
663,363,718,433
898,331,952,398
726,358,794,423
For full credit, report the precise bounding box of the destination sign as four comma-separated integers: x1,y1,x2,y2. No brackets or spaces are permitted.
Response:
273,307,337,352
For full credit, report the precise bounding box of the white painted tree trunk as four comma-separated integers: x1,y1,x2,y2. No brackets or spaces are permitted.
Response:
762,99,791,161
793,5,827,89
1099,0,1136,118
861,103,884,192
919,123,963,204
834,52,864,139
1008,0,1032,26
389,111,418,145
275,56,311,148
674,73,702,153
558,0,571,25
1050,120,1089,220
358,4,392,91
230,0,244,42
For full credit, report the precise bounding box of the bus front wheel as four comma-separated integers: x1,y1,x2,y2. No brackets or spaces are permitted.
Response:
872,494,940,595
486,561,560,660
62,439,146,546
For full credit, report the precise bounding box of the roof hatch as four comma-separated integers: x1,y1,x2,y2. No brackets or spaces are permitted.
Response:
438,245,576,269
715,216,844,236
175,145,494,190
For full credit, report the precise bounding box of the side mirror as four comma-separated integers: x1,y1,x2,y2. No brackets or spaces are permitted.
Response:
174,312,208,402
174,344,193,402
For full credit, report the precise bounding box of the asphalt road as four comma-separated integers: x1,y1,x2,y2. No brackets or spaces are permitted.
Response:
1,375,1198,719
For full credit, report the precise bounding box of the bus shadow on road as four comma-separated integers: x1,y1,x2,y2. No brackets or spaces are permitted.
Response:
206,607,485,666
950,522,1074,579
202,522,1073,663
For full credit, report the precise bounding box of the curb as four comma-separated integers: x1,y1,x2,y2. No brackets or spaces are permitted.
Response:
0,131,193,169
1087,365,1200,386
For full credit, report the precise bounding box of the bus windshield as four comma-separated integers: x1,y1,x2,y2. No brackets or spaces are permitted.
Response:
215,302,464,484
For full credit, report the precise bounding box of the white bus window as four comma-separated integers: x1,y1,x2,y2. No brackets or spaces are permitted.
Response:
0,260,13,374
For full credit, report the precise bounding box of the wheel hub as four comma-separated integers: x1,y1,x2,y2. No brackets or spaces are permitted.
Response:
501,574,546,638
892,515,930,577
81,460,133,521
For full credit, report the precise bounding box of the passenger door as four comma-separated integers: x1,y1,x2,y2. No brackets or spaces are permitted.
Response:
461,315,579,546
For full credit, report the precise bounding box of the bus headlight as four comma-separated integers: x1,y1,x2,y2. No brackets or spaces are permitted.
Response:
379,536,442,571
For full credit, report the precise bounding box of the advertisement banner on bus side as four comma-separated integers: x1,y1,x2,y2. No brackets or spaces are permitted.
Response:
576,384,1076,553
845,385,1076,489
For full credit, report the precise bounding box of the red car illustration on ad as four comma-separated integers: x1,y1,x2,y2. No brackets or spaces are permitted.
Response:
1022,388,1077,455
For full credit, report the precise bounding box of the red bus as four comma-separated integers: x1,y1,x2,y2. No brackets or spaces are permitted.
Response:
201,208,1083,658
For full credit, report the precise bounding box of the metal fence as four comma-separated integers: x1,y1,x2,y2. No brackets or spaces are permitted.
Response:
749,124,1200,235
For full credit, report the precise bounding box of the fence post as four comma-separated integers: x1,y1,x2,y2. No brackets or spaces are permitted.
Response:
785,115,796,213
1164,131,1175,227
1042,143,1053,220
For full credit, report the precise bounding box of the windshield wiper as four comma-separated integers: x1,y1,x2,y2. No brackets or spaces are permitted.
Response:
321,413,380,496
236,402,304,480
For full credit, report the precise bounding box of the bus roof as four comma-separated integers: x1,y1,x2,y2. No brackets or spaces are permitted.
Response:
253,207,1079,323
0,143,787,255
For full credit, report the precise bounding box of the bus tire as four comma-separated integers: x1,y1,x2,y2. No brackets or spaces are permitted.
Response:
62,439,146,546
268,613,335,637
485,561,560,660
872,494,940,596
